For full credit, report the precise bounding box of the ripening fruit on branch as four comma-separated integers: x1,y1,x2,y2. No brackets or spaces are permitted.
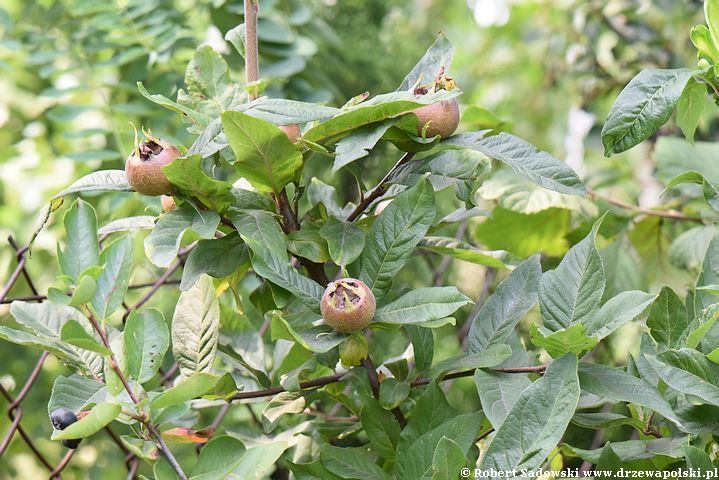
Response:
161,195,177,212
320,278,376,333
50,408,81,449
279,124,301,143
410,66,460,139
125,138,181,196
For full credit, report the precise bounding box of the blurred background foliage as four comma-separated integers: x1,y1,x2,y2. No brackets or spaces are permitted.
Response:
0,0,714,477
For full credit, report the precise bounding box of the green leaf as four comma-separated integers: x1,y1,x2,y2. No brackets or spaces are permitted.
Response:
333,119,398,173
180,233,248,290
162,155,235,212
691,24,719,64
480,354,580,473
151,373,218,410
601,68,694,156
407,326,434,373
287,461,343,480
60,320,110,355
320,445,390,480
419,236,509,269
646,287,689,351
144,204,220,268
646,349,719,406
270,314,346,353
474,370,531,429
262,391,305,432
359,178,435,297
221,111,302,193
319,217,366,266
91,235,134,318
172,275,220,376
429,344,512,376
69,274,97,307
138,81,210,130
581,291,656,341
374,287,471,325
395,412,483,480
539,218,605,331
664,170,719,213
52,402,121,440
304,90,459,145
444,132,585,195
125,309,169,384
378,378,411,410
58,199,99,283
245,97,340,125
48,375,105,417
98,216,156,236
529,323,597,358
399,383,453,445
398,32,454,91
190,435,246,480
563,437,688,463
676,78,706,142
577,362,682,428
287,227,330,263
468,255,542,352
52,170,131,199
684,445,714,475
360,398,401,462
231,442,288,480
706,0,719,58
431,437,467,480
473,207,570,257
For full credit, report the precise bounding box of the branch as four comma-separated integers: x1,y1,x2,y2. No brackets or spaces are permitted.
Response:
587,187,705,224
362,357,407,428
230,364,546,402
244,0,260,100
85,310,188,480
346,152,415,222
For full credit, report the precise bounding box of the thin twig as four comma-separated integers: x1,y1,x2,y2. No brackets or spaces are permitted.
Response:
85,310,187,480
346,152,415,222
362,357,407,428
244,0,260,100
587,187,704,223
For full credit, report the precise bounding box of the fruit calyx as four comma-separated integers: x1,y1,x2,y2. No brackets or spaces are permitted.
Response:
320,278,376,333
410,67,460,140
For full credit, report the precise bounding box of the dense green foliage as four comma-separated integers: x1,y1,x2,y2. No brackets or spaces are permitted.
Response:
5,0,719,479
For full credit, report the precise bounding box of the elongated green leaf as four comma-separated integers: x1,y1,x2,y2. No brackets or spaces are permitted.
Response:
361,398,401,462
145,204,220,268
468,255,542,352
582,291,656,341
52,402,121,440
563,437,687,463
577,362,682,427
221,111,302,193
190,435,246,480
151,373,218,410
58,199,99,283
333,120,398,173
320,445,390,480
359,178,435,297
444,133,585,195
431,437,467,480
245,97,340,124
646,349,719,406
379,378,411,410
162,155,235,212
125,309,169,383
91,235,134,319
231,442,288,480
181,233,248,290
665,170,719,213
399,32,454,91
602,68,694,156
262,391,305,433
529,323,597,358
539,219,605,331
53,170,131,199
480,354,579,473
677,78,706,142
60,320,110,355
419,237,509,269
374,287,471,325
319,218,366,266
429,345,512,377
98,216,156,236
474,370,531,429
48,375,106,417
646,287,689,351
172,275,220,376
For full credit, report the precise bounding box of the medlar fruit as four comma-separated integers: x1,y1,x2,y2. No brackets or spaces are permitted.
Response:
279,124,301,143
50,408,81,449
411,99,460,139
320,278,376,333
161,195,177,212
125,138,181,196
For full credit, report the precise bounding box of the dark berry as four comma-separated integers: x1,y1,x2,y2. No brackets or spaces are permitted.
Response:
61,438,81,449
50,408,78,430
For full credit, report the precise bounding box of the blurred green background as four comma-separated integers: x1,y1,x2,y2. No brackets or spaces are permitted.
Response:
0,0,709,477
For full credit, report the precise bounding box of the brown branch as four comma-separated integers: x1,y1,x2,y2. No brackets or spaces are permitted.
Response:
85,310,187,480
230,364,546,402
346,152,415,222
587,187,705,223
362,357,407,428
244,0,260,100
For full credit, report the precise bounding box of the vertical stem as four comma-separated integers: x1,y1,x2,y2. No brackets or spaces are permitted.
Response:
244,0,260,100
